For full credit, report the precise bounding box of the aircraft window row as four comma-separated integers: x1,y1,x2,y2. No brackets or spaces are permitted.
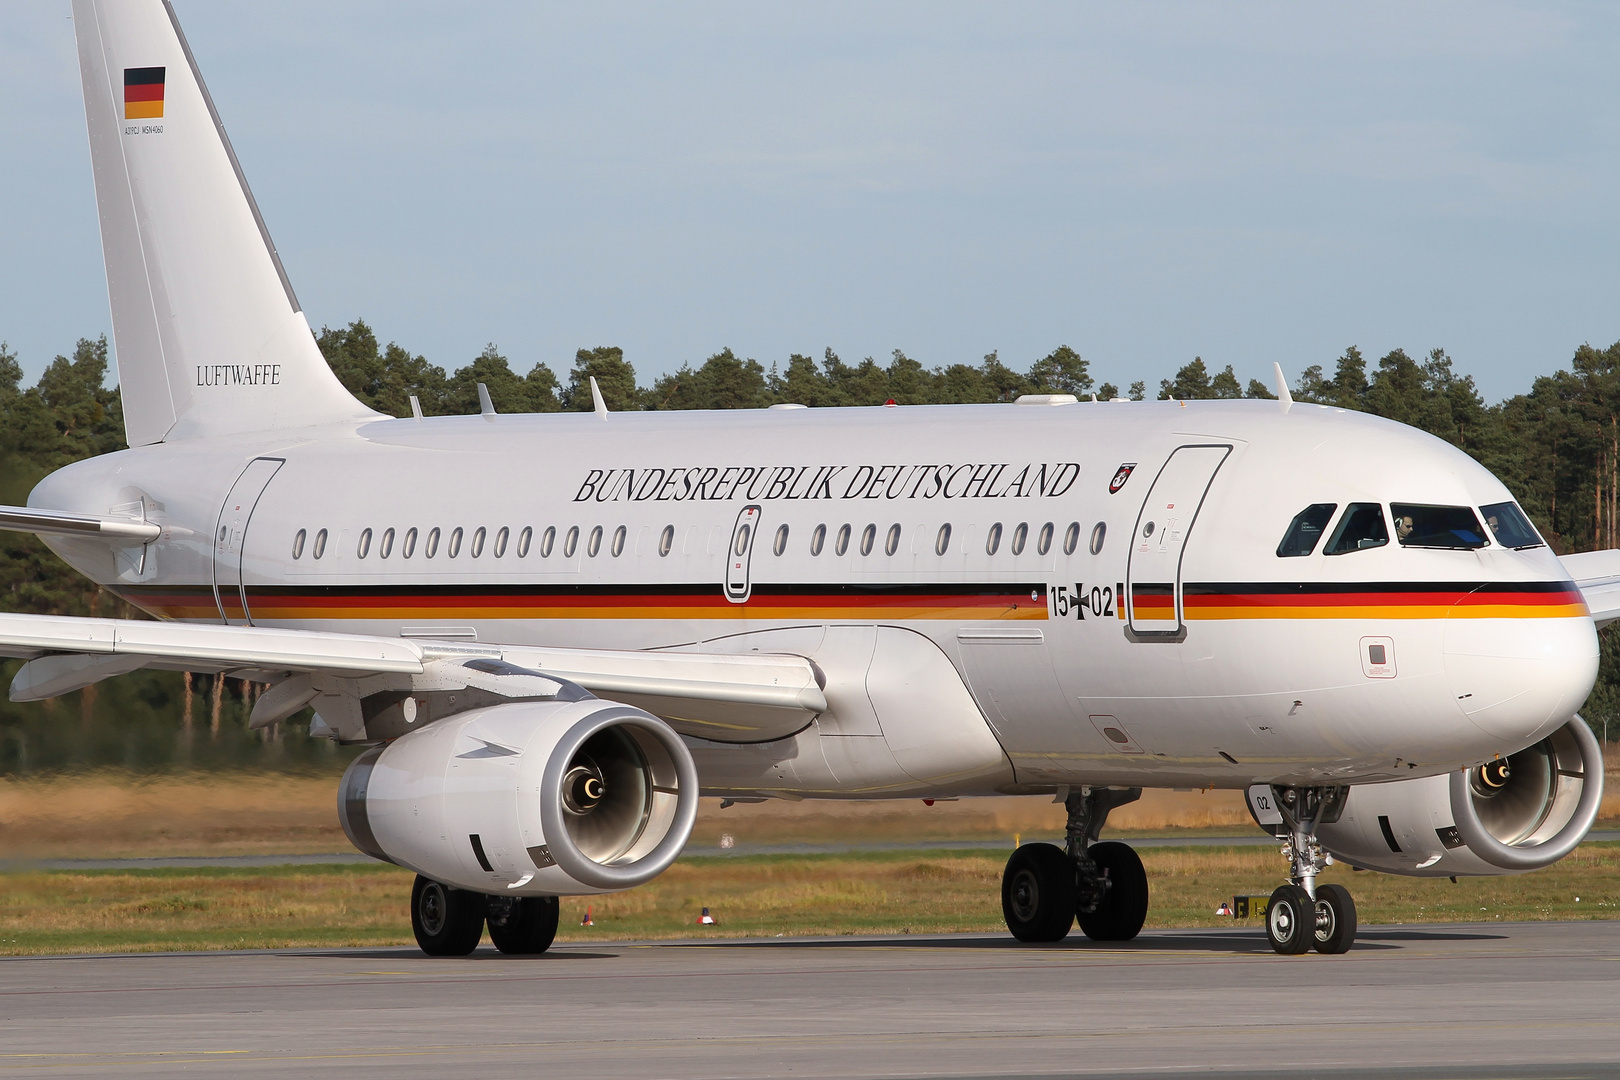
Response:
1276,500,1542,557
292,517,1107,561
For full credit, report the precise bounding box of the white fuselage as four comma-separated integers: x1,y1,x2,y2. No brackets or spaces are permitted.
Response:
32,398,1596,796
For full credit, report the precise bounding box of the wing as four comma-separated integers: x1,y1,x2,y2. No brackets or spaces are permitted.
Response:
0,611,826,742
1558,549,1620,628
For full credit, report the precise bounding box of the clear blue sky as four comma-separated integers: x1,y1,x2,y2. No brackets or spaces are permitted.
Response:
3,1,1619,403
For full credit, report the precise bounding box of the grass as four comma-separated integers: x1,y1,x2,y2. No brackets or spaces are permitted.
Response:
2,843,1618,957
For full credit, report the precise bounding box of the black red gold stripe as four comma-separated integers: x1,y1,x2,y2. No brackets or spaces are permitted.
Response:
1177,581,1587,621
112,583,1050,624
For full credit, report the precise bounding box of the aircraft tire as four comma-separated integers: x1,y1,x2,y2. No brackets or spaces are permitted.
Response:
1265,884,1314,955
1076,841,1148,942
1001,843,1076,943
487,895,561,955
1311,884,1357,954
411,875,485,956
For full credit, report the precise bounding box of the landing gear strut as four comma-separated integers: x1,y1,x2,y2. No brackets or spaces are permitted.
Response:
1264,786,1356,955
1001,787,1148,943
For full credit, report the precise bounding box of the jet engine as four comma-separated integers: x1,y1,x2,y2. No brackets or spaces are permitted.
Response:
1293,717,1605,877
339,697,699,896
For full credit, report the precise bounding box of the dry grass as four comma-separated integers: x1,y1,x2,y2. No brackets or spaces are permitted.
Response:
5,760,1619,859
3,843,1617,957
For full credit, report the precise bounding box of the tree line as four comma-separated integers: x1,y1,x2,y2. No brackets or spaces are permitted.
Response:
0,324,1615,772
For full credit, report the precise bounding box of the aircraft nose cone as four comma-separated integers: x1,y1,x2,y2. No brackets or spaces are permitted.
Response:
1443,611,1597,742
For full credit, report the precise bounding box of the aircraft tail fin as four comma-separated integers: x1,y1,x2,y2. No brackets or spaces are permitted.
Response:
72,0,379,445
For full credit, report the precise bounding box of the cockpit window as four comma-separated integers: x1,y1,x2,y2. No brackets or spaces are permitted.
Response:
1390,503,1488,549
1276,503,1337,557
1324,503,1388,555
1479,501,1544,550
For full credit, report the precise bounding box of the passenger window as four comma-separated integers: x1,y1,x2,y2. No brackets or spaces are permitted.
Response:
380,527,395,559
424,527,440,558
403,527,418,558
291,529,306,559
659,525,674,557
885,523,901,556
563,526,579,557
517,526,533,558
1277,503,1338,557
1088,522,1105,555
774,524,789,556
860,524,876,556
1011,523,1028,555
835,524,851,556
447,527,463,558
470,526,485,558
493,526,509,558
935,523,951,555
357,528,372,559
986,522,1002,555
1037,522,1054,555
1063,522,1080,556
1390,504,1488,549
1479,501,1543,549
612,525,627,557
811,524,826,556
1324,504,1387,555
587,525,603,557
313,528,328,559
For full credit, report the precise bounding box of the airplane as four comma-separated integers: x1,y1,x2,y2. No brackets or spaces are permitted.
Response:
3,0,1615,958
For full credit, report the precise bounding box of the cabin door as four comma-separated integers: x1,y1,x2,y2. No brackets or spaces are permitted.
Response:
1124,445,1230,638
212,457,284,625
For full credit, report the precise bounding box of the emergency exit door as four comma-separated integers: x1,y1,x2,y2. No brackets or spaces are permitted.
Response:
725,504,762,603
212,457,283,624
1125,445,1230,637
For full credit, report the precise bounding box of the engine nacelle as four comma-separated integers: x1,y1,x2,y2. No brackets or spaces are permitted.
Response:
339,698,699,896
1276,717,1605,877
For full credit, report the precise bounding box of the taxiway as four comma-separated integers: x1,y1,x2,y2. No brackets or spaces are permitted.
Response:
0,921,1615,1078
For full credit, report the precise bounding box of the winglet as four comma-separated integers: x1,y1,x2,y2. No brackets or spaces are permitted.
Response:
477,382,496,420
1273,362,1293,414
590,376,608,420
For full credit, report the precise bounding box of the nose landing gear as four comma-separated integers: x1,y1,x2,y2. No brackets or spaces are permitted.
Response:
1263,785,1357,955
1000,787,1148,944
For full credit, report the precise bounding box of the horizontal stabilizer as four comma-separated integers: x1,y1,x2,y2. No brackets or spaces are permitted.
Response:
0,504,160,543
1558,549,1620,628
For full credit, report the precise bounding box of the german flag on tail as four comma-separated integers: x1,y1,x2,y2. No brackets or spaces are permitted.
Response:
124,67,165,120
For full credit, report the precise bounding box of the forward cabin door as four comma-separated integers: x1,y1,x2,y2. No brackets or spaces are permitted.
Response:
725,504,762,603
212,457,284,625
1125,445,1230,638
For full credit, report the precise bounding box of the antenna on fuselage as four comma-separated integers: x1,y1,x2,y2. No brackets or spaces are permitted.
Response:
477,382,497,421
409,395,424,421
1273,362,1293,414
590,376,609,420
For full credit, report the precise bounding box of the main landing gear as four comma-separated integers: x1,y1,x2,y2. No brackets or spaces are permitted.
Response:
1263,786,1356,955
410,875,561,957
1002,787,1149,943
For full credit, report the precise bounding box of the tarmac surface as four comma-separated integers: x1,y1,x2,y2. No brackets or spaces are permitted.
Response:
0,921,1616,1078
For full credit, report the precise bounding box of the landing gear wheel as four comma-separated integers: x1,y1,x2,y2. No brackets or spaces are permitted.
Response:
1001,843,1076,942
1076,841,1148,942
411,875,485,956
1311,883,1357,954
1265,884,1313,955
486,896,560,955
